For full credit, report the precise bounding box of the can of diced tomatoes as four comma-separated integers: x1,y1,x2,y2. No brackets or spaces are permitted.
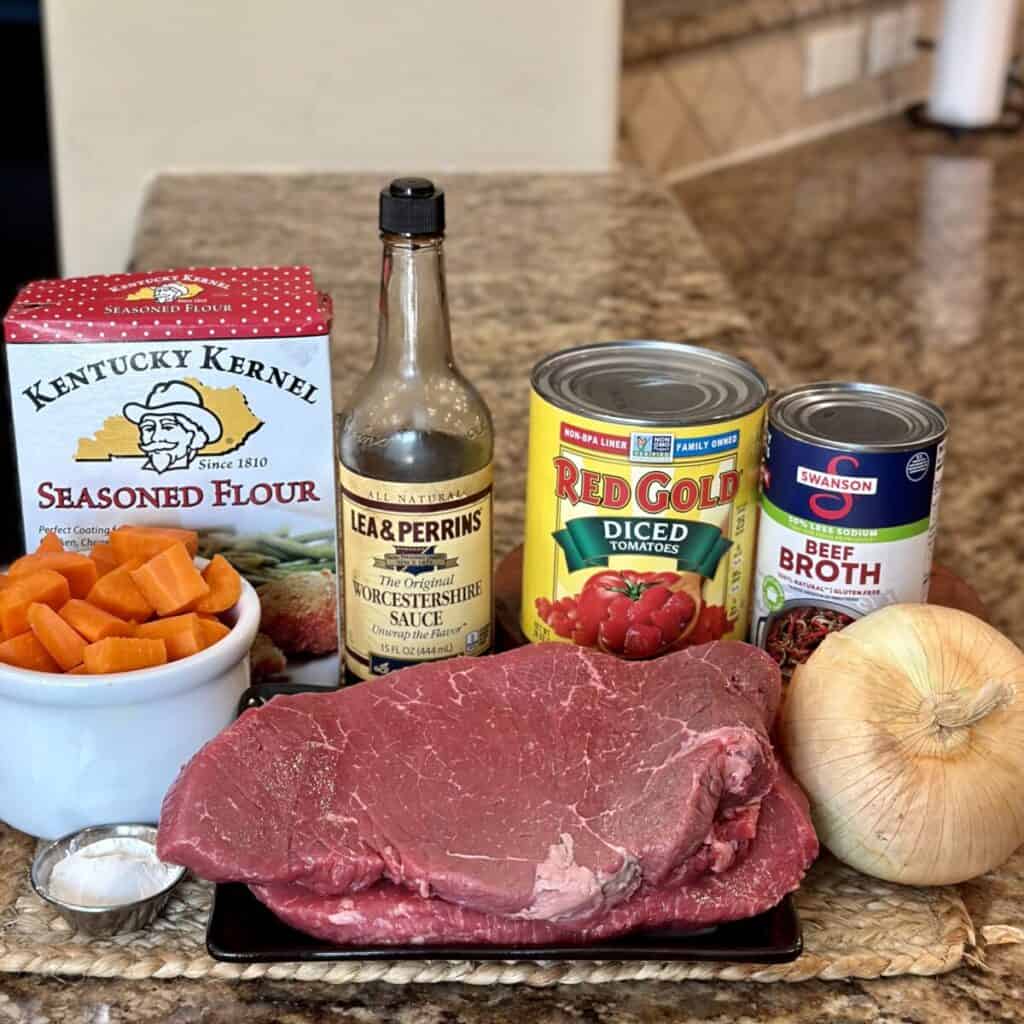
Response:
521,340,768,658
753,381,948,682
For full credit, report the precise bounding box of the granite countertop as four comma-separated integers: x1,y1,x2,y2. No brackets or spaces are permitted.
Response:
131,171,778,563
2,156,1022,1020
678,115,1024,650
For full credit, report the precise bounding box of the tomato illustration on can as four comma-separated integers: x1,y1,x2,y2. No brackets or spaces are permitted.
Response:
536,568,702,658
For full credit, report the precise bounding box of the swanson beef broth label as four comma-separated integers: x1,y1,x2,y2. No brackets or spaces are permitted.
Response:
3,268,340,661
752,382,947,684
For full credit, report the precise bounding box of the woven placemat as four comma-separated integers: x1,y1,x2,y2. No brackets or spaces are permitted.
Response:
2,822,1015,987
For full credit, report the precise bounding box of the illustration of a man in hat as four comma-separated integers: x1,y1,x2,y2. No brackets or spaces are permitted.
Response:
123,381,223,473
152,281,190,304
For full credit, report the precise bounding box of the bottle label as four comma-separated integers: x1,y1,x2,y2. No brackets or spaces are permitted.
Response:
339,464,493,680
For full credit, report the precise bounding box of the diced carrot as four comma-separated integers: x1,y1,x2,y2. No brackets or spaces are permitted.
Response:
0,632,60,673
166,630,206,661
90,543,119,578
38,532,64,553
199,617,231,647
136,613,207,660
0,571,72,638
68,664,89,675
83,637,167,674
194,555,242,614
59,599,134,643
0,576,12,592
86,561,154,622
27,602,86,671
109,526,199,563
130,543,209,617
120,525,199,550
10,552,98,599
134,612,202,639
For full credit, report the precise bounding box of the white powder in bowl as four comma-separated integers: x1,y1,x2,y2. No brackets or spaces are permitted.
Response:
47,836,180,908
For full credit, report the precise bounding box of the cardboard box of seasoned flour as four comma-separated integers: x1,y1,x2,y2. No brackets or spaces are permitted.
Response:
3,266,340,678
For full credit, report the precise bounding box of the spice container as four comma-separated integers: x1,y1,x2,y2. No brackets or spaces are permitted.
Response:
30,824,185,936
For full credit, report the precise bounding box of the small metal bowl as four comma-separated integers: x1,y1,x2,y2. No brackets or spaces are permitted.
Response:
30,823,186,936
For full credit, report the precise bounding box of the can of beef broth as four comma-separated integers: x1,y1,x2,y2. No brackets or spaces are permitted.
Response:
754,381,948,680
521,341,768,658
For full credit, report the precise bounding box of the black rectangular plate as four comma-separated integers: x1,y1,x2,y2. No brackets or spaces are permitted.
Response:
213,681,803,965
207,884,802,964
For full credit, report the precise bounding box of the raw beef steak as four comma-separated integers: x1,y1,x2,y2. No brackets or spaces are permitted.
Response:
159,642,782,924
251,773,817,946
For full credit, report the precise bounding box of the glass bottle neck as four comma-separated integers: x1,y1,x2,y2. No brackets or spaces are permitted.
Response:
375,233,454,376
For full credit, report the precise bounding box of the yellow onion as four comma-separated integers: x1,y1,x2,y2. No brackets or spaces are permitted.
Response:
781,603,1024,885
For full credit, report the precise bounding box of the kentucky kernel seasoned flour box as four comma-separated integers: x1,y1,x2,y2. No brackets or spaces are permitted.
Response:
3,266,339,667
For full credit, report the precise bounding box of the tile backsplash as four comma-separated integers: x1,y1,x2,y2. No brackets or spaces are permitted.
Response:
624,0,880,62
622,0,941,181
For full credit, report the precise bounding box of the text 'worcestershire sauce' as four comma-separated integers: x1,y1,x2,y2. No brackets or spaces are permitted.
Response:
338,179,494,682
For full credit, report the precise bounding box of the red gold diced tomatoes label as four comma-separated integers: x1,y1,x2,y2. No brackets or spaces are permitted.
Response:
521,391,764,657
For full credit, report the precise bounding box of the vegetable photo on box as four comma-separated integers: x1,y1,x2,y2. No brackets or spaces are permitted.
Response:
197,526,339,676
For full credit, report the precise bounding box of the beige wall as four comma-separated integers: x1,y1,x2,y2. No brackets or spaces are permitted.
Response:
44,1,622,276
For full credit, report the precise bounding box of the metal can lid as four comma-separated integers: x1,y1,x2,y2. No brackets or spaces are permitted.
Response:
531,340,768,427
770,381,948,452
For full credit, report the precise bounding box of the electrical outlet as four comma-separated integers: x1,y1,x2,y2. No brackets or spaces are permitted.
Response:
867,10,904,75
804,23,864,97
901,3,922,65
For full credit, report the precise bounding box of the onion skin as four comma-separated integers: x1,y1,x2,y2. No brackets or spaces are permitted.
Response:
780,604,1024,886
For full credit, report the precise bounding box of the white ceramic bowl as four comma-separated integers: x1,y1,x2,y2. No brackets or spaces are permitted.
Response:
0,574,260,839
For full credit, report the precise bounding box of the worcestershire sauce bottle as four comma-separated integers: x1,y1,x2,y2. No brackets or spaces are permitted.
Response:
338,179,494,682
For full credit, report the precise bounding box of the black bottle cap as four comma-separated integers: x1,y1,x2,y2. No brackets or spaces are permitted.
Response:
379,177,446,237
